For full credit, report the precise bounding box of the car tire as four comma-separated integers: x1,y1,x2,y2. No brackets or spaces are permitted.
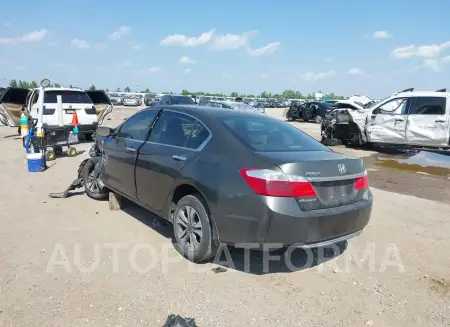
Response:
314,115,323,124
82,156,109,200
173,194,217,263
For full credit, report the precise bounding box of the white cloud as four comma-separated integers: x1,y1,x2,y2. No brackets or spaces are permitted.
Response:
392,41,450,59
324,57,333,62
247,42,281,56
138,67,161,74
213,30,257,51
443,56,450,63
347,68,365,75
131,43,144,50
161,29,215,47
184,68,192,74
0,38,12,45
303,70,337,81
3,22,12,27
16,65,25,71
423,59,441,72
372,31,392,39
109,26,131,40
260,73,269,79
48,41,57,47
179,56,195,64
97,66,105,71
222,71,230,78
20,29,48,42
71,38,90,49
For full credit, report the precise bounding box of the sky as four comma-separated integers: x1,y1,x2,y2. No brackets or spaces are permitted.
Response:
1,0,450,98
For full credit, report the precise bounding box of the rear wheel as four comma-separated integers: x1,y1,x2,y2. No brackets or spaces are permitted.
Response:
314,115,323,124
46,150,56,161
173,195,217,262
82,157,108,200
67,147,77,157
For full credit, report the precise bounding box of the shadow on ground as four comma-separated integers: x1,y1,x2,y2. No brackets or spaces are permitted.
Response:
121,199,348,275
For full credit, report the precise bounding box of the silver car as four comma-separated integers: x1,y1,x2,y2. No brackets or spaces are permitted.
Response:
199,100,265,114
122,96,140,106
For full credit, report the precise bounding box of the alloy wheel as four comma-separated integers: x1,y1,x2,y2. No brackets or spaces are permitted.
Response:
86,164,101,193
175,205,202,251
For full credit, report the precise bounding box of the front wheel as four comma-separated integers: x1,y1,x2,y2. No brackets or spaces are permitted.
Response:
173,195,217,263
82,157,108,200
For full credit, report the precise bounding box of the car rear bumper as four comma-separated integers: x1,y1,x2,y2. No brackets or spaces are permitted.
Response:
263,199,372,246
216,192,372,247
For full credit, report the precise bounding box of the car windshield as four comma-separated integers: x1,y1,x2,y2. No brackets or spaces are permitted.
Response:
171,96,195,105
223,116,329,152
44,90,93,104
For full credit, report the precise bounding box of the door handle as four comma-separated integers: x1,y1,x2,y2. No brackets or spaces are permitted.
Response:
435,119,446,123
395,118,405,122
125,147,137,153
172,155,186,161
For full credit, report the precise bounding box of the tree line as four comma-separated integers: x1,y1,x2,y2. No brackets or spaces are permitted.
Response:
7,80,345,100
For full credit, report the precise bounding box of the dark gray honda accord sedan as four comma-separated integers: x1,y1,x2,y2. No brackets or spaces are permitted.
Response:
89,105,372,262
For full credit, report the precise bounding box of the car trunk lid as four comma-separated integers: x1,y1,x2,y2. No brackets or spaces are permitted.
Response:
85,90,113,125
254,150,368,211
0,87,29,127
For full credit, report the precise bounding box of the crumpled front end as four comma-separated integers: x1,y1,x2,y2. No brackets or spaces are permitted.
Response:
322,109,370,146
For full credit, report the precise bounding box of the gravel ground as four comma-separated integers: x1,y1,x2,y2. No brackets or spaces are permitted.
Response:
0,106,449,327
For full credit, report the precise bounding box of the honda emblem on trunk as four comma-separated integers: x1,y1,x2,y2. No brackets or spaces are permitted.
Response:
337,164,346,174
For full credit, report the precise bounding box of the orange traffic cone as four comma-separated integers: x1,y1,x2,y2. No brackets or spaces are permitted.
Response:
71,111,79,125
71,111,79,134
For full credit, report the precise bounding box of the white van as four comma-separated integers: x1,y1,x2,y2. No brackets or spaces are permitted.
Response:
0,87,113,139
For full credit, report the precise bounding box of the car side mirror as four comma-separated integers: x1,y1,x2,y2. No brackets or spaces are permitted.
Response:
96,126,114,137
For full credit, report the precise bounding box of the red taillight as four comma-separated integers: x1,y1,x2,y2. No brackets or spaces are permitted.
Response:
354,173,369,190
239,169,317,197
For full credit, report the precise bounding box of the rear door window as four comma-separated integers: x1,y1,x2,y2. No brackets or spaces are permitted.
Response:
223,116,329,152
407,97,446,115
186,122,210,149
44,91,93,104
148,111,197,147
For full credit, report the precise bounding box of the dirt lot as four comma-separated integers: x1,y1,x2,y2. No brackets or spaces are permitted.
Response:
0,106,449,327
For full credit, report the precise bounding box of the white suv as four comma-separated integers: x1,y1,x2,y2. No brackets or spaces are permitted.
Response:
0,86,113,138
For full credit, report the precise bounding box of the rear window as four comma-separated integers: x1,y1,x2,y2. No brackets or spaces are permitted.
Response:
223,116,329,152
44,90,93,104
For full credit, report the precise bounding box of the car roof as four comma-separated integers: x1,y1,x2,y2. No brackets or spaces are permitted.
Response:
145,105,268,120
395,90,450,97
35,87,86,92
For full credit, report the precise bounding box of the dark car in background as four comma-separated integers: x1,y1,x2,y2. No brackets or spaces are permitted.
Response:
88,105,372,262
286,101,334,123
158,95,197,105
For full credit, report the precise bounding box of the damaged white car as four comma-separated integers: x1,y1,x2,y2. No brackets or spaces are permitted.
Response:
321,88,450,148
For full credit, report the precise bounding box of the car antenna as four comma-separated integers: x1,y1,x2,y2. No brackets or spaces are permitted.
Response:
435,88,446,92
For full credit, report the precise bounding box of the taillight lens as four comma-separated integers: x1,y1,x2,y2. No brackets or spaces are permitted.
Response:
354,172,369,190
240,169,317,197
